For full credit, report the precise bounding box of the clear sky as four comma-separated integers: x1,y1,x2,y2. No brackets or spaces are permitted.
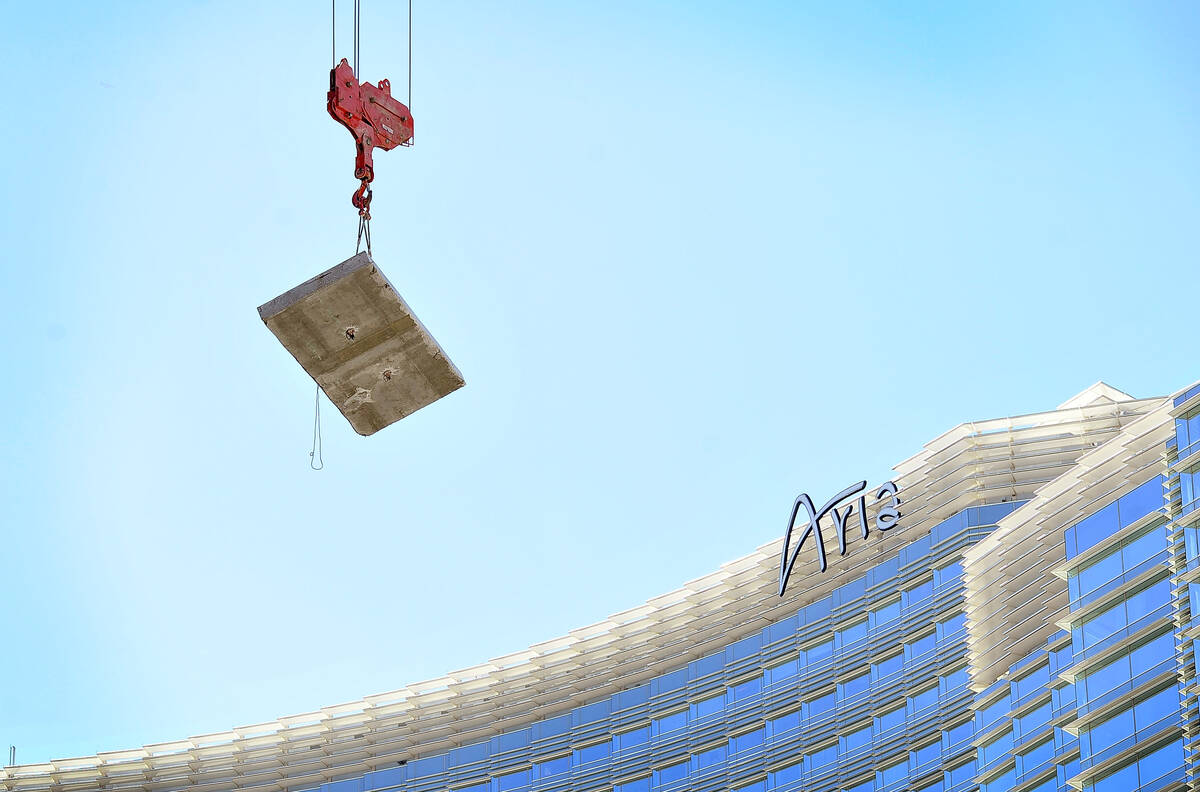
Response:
1,0,1197,766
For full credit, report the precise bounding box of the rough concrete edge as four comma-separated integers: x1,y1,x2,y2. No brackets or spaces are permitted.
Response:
256,251,375,321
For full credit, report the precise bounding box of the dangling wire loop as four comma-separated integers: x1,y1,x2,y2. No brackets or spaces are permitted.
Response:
309,385,325,470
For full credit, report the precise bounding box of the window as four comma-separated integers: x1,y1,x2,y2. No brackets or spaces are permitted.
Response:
764,657,799,686
730,727,763,755
1073,578,1171,652
876,757,908,789
907,686,938,717
975,694,1010,733
838,620,867,649
905,633,936,664
1016,738,1053,778
871,599,901,629
615,778,650,792
981,769,1014,792
942,720,973,753
910,741,940,771
653,762,687,788
934,560,963,591
768,709,800,738
1083,738,1183,792
802,639,833,667
937,612,967,643
1077,630,1174,707
534,756,569,778
1081,686,1179,762
652,710,687,737
692,744,726,772
614,726,649,751
903,579,934,610
807,743,836,771
979,729,1012,767
689,693,723,721
839,725,872,756
494,769,529,791
945,759,976,789
871,653,903,684
875,704,905,735
573,742,610,766
729,676,761,702
767,761,802,789
940,666,969,698
1016,702,1050,741
838,673,869,702
805,691,835,719
1012,664,1049,702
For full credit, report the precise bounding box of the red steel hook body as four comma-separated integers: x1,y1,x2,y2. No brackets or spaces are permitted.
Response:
327,58,413,214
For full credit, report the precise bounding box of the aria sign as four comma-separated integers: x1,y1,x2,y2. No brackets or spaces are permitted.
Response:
778,480,902,597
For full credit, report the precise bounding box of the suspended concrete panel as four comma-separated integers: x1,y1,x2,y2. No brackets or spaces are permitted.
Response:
258,252,464,435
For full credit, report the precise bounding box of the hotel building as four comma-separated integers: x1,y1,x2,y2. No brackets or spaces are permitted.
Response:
5,379,1200,792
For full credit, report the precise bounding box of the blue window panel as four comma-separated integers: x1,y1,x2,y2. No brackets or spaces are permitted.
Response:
837,620,867,650
1134,738,1185,788
573,741,610,766
730,727,764,755
839,725,872,756
801,639,833,667
937,613,967,643
1015,702,1050,741
763,657,798,686
807,744,836,771
875,705,905,736
767,761,802,789
450,742,489,767
1117,477,1164,527
942,720,974,754
493,769,529,791
804,691,835,719
534,756,570,779
454,783,488,792
573,699,610,727
870,599,901,629
871,653,903,684
615,778,650,792
876,757,908,790
689,693,724,721
652,710,687,737
945,759,976,789
1082,707,1134,761
845,782,874,792
915,783,945,792
729,676,761,702
934,560,963,591
905,633,936,664
614,684,650,711
688,652,723,679
1016,738,1053,778
903,579,934,610
613,726,649,751
940,667,969,698
651,668,687,698
692,744,726,772
975,694,1010,733
981,769,1014,792
768,710,800,739
1012,664,1049,702
734,780,765,792
838,672,869,703
907,686,938,717
1067,503,1119,560
979,729,1012,767
910,741,940,772
653,761,688,789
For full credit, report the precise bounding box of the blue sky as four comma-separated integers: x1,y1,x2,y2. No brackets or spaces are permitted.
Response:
1,0,1197,765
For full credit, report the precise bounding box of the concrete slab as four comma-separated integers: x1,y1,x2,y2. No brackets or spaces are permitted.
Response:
259,252,464,435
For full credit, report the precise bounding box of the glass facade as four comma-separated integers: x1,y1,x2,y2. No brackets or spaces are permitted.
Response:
8,383,1197,792
298,389,1200,792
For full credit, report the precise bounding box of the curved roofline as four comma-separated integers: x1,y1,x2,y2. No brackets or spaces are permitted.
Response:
2,388,1165,792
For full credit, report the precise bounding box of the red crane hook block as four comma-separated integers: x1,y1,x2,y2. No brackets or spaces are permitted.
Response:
327,59,414,210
